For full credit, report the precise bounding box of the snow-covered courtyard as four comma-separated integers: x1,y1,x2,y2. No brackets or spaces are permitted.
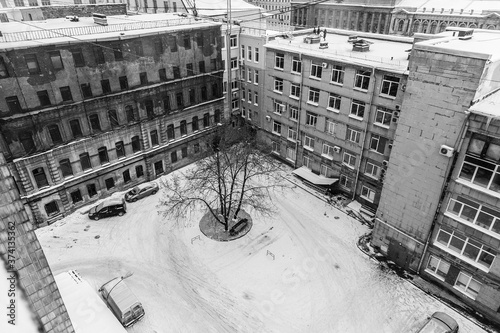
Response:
36,171,491,333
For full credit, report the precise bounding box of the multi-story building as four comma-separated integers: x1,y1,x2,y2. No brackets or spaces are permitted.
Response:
260,30,410,210
246,0,292,31
0,13,224,225
372,29,500,325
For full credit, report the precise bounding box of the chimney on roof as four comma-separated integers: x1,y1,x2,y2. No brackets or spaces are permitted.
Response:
93,13,108,26
352,39,370,52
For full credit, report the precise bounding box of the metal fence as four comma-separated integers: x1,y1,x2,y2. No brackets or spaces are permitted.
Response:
0,18,201,43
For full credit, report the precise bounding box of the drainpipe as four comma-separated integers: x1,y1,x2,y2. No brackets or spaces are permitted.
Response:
415,113,471,273
293,52,304,168
351,66,376,200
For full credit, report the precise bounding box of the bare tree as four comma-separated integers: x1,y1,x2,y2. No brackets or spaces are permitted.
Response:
158,122,287,231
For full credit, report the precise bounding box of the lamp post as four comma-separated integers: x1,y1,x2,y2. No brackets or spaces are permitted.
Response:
98,271,133,302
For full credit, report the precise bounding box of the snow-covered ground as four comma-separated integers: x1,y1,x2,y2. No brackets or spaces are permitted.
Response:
36,172,491,333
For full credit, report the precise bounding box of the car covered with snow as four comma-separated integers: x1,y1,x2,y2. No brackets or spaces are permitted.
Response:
124,182,159,202
417,312,459,333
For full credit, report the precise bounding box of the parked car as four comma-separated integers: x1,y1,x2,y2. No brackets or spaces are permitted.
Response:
124,182,159,202
417,312,459,333
88,198,127,221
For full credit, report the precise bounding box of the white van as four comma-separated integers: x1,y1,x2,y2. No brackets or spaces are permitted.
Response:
99,277,145,327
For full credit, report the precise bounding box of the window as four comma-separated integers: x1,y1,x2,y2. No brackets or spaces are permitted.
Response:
211,58,217,71
255,47,259,62
87,184,97,197
426,255,450,280
49,51,63,70
212,83,219,98
331,65,345,84
247,68,252,82
25,54,40,74
126,105,136,122
115,141,125,158
274,78,284,93
273,100,285,114
71,189,82,204
339,175,353,189
171,151,178,163
187,117,197,134
320,164,331,177
254,70,259,85
346,127,360,143
272,141,280,154
48,124,63,144
60,159,73,178
154,161,164,176
89,114,101,131
354,69,371,90
350,100,365,119
0,57,9,78
154,38,163,56
163,96,170,113
203,113,210,127
131,136,141,152
275,52,284,69
188,89,196,105
201,86,207,101
169,35,177,52
381,75,400,97
215,110,221,123
181,147,188,158
59,86,73,102
113,45,123,61
241,44,245,59
287,147,296,161
248,46,252,61
231,99,239,111
290,84,300,98
290,107,298,121
37,90,51,106
254,92,258,105
180,120,187,136
101,79,111,94
81,83,92,98
365,162,379,178
173,66,180,79
273,120,282,135
194,143,200,154
230,57,238,70
167,124,175,140
303,155,311,169
135,165,144,178
72,49,85,67
230,35,237,47
361,186,376,202
436,227,497,270
145,99,154,118
375,108,392,127
455,271,481,299
134,41,144,57
291,56,302,74
119,76,129,90
150,130,159,146
80,153,91,171
140,72,148,85
176,92,184,108
446,196,500,236
343,152,356,168
322,144,335,158
45,201,59,216
370,134,387,154
159,68,167,81
123,170,131,183
105,177,115,190
69,119,82,138
97,146,109,164
326,120,335,135
310,63,322,79
459,155,500,194
199,61,206,73
6,96,22,113
93,46,105,64
328,93,341,111
304,135,314,150
305,112,317,127
308,88,320,104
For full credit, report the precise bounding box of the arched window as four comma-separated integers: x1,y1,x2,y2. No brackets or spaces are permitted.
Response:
397,20,404,32
459,22,467,27
448,22,457,27
430,22,437,34
487,25,496,30
422,21,429,33
439,22,447,33
412,21,420,33
469,23,477,28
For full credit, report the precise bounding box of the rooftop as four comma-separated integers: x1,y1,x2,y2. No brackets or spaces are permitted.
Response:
265,29,413,72
396,0,500,13
470,88,500,119
0,13,220,49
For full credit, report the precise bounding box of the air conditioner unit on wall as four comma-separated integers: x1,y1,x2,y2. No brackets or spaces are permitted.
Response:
266,115,271,122
382,160,389,167
393,111,400,118
322,62,328,69
395,104,401,111
439,145,454,157
333,146,341,153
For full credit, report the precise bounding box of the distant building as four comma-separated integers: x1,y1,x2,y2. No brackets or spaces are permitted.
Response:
246,0,292,31
0,13,224,225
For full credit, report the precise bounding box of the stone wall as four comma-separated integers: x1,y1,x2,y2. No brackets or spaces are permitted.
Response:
41,4,126,19
0,153,74,333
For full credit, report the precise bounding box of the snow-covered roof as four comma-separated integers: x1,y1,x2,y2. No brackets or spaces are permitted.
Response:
265,29,412,72
396,0,500,13
470,89,500,119
186,0,263,17
0,13,221,49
